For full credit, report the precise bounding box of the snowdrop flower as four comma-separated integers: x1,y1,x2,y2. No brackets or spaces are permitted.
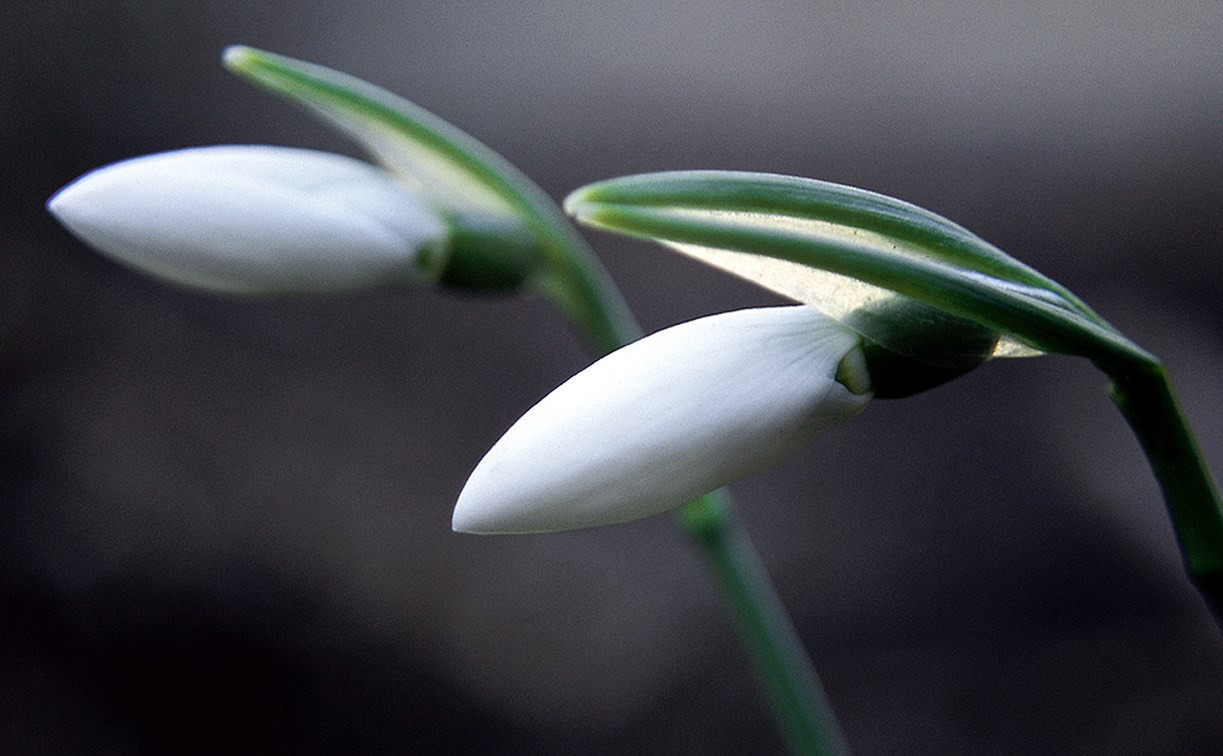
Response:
453,305,872,534
47,145,449,294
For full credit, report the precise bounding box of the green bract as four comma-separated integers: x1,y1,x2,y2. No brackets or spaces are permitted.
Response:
223,46,639,352
563,171,1155,373
565,169,1223,620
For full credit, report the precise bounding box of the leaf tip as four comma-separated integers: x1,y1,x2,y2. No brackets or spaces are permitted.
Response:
220,44,258,72
561,188,599,225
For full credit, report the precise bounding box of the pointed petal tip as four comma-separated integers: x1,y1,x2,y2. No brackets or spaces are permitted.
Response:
450,502,480,534
45,184,69,218
451,479,492,534
451,477,539,535
450,502,510,536
452,468,577,535
46,170,112,234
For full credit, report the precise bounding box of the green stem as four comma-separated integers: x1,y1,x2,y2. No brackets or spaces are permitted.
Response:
678,491,850,755
1106,361,1223,623
529,248,642,356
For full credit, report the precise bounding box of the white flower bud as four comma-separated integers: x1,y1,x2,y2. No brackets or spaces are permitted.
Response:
47,145,449,294
453,305,872,534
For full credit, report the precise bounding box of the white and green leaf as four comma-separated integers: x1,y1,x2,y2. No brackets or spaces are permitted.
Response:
565,171,1155,370
224,46,533,223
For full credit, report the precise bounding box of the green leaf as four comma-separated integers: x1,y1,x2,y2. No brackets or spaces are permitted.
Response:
565,171,1155,371
222,45,639,352
225,46,526,224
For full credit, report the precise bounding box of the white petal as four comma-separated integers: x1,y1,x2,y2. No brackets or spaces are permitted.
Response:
47,145,449,294
453,306,871,534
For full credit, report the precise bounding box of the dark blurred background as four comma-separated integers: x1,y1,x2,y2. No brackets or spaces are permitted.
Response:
4,2,1222,753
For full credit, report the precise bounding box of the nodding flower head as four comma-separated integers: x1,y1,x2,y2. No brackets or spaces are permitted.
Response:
48,145,451,294
453,305,872,534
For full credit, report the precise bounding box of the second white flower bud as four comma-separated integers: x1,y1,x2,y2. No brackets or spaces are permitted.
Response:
47,145,450,294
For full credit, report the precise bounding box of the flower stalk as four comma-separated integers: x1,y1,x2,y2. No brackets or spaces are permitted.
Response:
1107,363,1223,618
680,491,850,755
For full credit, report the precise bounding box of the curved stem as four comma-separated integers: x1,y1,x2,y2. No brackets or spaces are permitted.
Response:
530,255,642,356
1106,362,1223,624
678,491,850,755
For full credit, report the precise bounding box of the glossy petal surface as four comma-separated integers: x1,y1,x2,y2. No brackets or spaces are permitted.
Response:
48,145,448,294
454,306,870,533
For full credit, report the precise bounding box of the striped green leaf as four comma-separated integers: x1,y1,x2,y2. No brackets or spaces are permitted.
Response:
565,171,1154,371
222,45,638,350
